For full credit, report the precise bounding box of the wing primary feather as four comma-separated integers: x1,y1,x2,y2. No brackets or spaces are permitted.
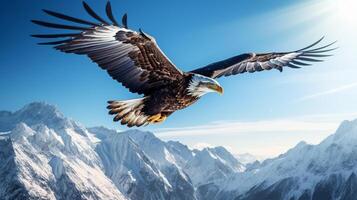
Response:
139,28,150,40
82,1,110,25
295,36,325,52
38,39,72,45
305,41,337,52
31,33,80,38
287,63,301,69
122,13,128,28
305,47,338,54
291,60,311,66
296,57,323,62
105,1,120,26
42,9,98,26
31,20,90,30
301,53,333,57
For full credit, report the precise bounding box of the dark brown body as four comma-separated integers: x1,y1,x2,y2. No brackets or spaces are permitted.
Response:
142,74,199,118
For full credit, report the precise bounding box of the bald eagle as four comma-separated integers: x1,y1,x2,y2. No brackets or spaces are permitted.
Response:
32,2,335,127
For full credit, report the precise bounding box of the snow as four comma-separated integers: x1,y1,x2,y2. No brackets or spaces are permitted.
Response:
184,147,245,186
0,103,126,200
217,119,357,199
127,170,136,182
94,130,180,199
0,131,10,135
0,131,10,140
234,153,261,164
3,102,357,200
49,156,64,179
164,147,177,164
0,100,246,199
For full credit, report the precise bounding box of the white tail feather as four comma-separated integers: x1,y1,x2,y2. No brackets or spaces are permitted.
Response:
107,97,148,127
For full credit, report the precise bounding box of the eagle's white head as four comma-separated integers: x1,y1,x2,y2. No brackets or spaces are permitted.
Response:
187,74,223,97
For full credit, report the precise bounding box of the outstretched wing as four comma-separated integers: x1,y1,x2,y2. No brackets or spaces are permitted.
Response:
32,1,183,95
191,37,336,79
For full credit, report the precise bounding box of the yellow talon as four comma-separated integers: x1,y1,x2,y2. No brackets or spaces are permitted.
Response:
147,114,162,123
147,114,167,123
155,115,167,123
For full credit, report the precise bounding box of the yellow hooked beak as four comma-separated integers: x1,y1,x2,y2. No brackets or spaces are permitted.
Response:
209,84,224,95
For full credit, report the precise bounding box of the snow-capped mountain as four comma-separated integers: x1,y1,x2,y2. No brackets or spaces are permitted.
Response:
0,102,240,200
197,119,357,200
234,153,261,165
117,129,245,188
0,103,199,200
93,129,196,200
96,131,172,200
185,147,245,186
118,130,196,199
1,102,357,200
0,103,126,200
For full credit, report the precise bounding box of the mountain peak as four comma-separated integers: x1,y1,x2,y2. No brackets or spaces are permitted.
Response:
0,102,75,132
295,141,308,149
235,153,261,165
328,119,357,144
209,146,230,155
335,119,357,135
124,129,156,138
16,102,64,120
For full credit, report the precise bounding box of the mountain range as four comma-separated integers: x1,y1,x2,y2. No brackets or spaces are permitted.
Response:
1,102,357,200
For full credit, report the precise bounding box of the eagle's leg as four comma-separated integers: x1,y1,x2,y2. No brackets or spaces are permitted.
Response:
147,113,167,124
147,113,162,123
155,115,167,123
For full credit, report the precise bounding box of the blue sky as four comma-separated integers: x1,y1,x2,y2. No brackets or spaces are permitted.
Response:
1,0,357,157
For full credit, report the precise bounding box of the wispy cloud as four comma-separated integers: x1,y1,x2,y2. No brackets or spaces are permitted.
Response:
297,82,357,102
155,113,357,138
156,120,335,138
154,113,357,158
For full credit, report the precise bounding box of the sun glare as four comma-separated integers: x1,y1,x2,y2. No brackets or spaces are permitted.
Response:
330,0,357,26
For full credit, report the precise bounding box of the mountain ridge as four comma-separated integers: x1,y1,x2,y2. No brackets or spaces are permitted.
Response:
1,102,357,200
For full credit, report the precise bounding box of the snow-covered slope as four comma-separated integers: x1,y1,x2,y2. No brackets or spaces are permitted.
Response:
122,129,244,187
1,102,239,200
234,153,261,165
198,119,357,200
121,130,196,199
2,102,357,200
185,147,245,186
0,103,126,200
96,131,171,200
0,103,203,200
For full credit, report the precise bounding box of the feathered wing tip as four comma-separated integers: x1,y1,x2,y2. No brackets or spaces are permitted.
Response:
106,1,119,26
31,1,129,45
295,36,326,52
37,39,73,45
295,36,338,56
42,9,98,26
82,1,110,25
31,20,90,31
31,33,80,38
283,36,337,70
107,98,150,127
139,28,151,40
122,13,128,29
